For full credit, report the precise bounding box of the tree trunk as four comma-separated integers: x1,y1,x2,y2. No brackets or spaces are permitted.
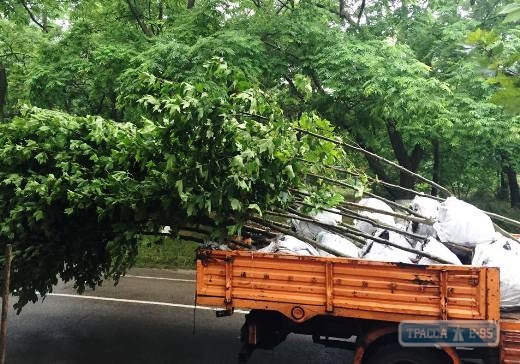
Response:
94,93,106,115
42,11,48,31
0,67,7,121
109,92,120,122
503,165,520,208
339,125,398,199
431,139,440,196
385,120,424,199
125,0,154,36
497,171,509,200
398,171,417,197
158,0,164,20
339,0,345,18
340,119,424,200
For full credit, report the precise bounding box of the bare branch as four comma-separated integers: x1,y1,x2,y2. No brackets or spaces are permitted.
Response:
356,0,366,25
252,216,357,257
290,189,431,224
295,127,452,197
264,210,451,264
296,158,444,202
306,172,426,218
125,0,154,36
19,0,47,32
284,76,305,100
276,0,291,14
294,200,428,242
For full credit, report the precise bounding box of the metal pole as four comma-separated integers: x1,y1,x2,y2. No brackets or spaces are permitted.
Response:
0,244,12,364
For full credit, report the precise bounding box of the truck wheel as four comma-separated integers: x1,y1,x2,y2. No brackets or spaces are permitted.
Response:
364,343,449,364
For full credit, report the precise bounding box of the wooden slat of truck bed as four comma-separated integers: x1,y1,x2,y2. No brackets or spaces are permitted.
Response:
196,250,500,323
500,313,520,363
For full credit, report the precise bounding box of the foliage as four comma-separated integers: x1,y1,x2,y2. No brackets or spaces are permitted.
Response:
0,19,46,119
0,59,348,310
499,1,520,24
0,107,144,310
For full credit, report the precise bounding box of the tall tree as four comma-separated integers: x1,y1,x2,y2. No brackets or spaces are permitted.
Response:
0,19,45,120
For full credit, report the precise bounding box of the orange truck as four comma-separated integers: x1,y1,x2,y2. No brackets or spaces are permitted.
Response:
196,249,520,364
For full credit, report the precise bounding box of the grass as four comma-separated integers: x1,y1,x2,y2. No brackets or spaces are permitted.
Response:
135,237,199,269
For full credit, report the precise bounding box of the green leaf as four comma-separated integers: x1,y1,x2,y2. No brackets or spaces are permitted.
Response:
498,3,520,15
247,203,262,216
284,165,295,179
293,74,313,99
33,210,44,221
503,10,520,23
354,185,364,199
175,180,183,196
205,199,212,213
35,152,48,164
232,155,244,168
229,198,242,211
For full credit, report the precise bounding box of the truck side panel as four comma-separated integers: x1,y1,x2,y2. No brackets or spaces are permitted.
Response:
501,318,520,364
196,250,500,323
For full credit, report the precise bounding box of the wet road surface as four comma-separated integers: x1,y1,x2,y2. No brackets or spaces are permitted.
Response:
7,268,354,364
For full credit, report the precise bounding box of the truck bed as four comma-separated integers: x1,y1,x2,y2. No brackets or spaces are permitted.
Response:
500,313,520,363
196,249,500,323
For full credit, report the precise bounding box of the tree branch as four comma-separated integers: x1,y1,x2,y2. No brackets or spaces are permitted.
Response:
356,0,366,25
276,0,291,14
19,0,47,32
302,160,443,202
284,76,305,101
295,200,429,242
265,210,451,263
337,0,356,26
385,119,410,168
306,172,427,218
290,189,432,224
125,0,154,36
310,1,356,26
294,127,452,197
353,134,393,192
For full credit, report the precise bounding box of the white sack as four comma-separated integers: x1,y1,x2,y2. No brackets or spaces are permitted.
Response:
204,242,231,251
354,198,396,235
492,232,520,256
257,241,277,253
292,209,342,240
416,237,462,265
408,196,440,237
472,242,520,309
433,197,495,247
160,226,172,234
318,249,335,257
257,235,321,256
316,231,359,258
361,229,414,263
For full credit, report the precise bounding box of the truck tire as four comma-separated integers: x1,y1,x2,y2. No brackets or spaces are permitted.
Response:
364,343,449,364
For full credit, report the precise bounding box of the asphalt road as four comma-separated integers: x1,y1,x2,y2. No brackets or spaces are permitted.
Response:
7,268,353,364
